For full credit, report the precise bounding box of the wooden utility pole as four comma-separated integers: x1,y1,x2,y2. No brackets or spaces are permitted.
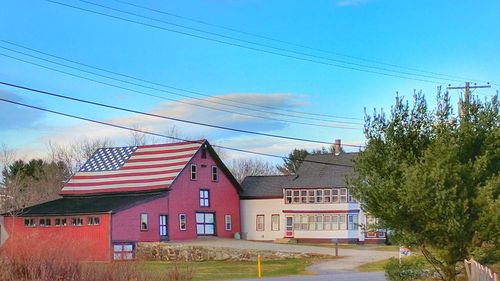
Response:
447,82,491,116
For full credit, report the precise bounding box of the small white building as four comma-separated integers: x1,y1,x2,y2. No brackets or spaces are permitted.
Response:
240,142,386,244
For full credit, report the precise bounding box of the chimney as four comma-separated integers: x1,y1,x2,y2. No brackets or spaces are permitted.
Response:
334,139,341,155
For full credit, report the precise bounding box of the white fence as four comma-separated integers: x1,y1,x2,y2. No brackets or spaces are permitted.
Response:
464,259,498,281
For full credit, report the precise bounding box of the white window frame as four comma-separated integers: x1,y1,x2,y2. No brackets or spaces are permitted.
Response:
339,188,348,203
225,214,232,231
179,213,187,231
200,189,210,207
211,166,218,182
271,214,280,231
256,215,265,231
140,213,149,231
190,164,197,180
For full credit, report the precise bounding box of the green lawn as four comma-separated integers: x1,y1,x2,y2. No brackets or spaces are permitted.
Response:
143,258,320,281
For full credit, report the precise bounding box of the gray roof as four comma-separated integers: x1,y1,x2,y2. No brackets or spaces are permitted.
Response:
240,153,358,198
286,153,357,188
240,175,294,199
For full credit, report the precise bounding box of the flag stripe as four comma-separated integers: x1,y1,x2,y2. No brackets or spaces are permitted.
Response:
64,179,174,189
72,168,183,179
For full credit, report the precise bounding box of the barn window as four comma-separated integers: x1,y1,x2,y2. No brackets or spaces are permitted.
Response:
24,218,35,227
256,215,264,231
140,214,148,231
179,214,187,231
55,218,67,226
190,164,197,180
211,166,218,182
113,243,134,260
87,216,100,226
39,218,51,227
199,189,209,207
225,215,232,231
71,217,83,226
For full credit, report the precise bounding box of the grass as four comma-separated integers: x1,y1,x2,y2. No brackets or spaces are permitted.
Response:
143,258,320,281
356,256,428,272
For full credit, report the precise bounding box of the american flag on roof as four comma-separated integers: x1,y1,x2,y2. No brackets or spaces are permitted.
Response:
60,140,204,195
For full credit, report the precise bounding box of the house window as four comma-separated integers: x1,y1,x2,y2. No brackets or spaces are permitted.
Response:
285,190,292,204
55,218,67,226
140,213,148,231
190,164,197,180
24,218,35,227
324,215,332,230
348,191,357,203
211,166,218,182
160,215,168,236
300,190,307,203
271,214,280,231
324,189,332,203
113,243,134,260
340,189,348,203
348,214,358,230
292,190,300,203
225,215,232,231
39,218,51,227
71,217,83,226
332,189,339,203
339,215,346,229
256,215,265,231
87,216,100,226
199,189,209,207
300,215,308,230
308,190,315,203
308,216,315,230
316,215,323,230
315,190,323,203
196,212,215,235
179,214,186,231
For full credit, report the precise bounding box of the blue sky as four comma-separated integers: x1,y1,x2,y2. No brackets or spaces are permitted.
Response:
0,0,499,162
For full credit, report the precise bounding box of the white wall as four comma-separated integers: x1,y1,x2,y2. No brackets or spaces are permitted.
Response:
240,199,283,241
241,198,368,242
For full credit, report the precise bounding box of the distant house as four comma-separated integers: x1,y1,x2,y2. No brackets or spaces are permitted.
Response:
1,140,241,260
240,140,386,244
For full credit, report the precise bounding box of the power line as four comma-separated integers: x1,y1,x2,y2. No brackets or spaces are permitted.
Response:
0,40,362,124
0,97,357,167
45,0,445,84
0,81,364,147
114,0,493,85
73,0,469,84
0,51,359,130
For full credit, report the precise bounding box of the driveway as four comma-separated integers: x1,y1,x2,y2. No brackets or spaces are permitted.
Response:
233,272,386,281
171,238,397,274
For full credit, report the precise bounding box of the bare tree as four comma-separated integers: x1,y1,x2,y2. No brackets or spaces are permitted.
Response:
47,137,113,175
228,158,279,183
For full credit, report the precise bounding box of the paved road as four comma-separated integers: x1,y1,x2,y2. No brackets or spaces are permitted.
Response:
233,272,386,281
173,238,397,275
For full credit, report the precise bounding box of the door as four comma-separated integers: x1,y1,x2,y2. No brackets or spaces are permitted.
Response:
196,212,215,236
285,216,294,238
159,215,168,240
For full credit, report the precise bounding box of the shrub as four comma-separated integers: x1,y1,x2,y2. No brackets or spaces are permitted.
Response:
384,257,426,281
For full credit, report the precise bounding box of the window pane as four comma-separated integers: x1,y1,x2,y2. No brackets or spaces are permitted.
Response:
205,224,214,234
196,213,204,223
123,245,133,251
197,224,205,234
114,245,123,251
205,214,214,223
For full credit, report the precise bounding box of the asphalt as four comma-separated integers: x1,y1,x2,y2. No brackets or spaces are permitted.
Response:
233,271,386,281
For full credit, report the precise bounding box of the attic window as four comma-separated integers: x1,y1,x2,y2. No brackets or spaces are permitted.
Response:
190,164,197,180
211,166,218,182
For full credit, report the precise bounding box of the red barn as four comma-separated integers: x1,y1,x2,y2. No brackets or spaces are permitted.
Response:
1,140,241,261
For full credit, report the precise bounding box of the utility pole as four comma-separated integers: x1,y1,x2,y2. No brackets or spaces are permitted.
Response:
447,82,491,116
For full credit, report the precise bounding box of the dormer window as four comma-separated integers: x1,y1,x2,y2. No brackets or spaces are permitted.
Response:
190,164,197,180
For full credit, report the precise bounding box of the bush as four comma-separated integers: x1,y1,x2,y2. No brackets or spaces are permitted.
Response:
384,257,426,281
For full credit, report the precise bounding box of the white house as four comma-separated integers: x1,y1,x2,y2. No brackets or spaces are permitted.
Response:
240,140,386,244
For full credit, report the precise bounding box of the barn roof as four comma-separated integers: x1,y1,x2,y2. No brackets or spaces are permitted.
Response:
240,175,294,199
60,140,205,196
13,192,166,216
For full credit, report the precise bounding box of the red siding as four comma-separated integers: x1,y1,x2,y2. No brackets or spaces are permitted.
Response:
2,214,111,261
111,195,169,242
167,150,241,240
